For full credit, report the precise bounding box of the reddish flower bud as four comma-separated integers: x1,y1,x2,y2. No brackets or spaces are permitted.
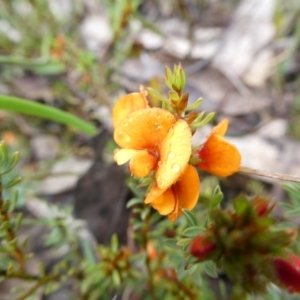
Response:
252,197,274,216
271,253,300,293
190,235,216,261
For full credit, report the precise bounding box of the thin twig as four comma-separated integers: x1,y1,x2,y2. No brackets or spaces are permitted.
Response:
0,270,39,280
239,167,300,183
16,274,59,300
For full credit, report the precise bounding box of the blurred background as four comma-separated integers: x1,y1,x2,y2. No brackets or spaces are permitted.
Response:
0,0,300,298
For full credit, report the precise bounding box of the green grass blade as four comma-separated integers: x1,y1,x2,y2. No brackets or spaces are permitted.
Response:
0,95,98,136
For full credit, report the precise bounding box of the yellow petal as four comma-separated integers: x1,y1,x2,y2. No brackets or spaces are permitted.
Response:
114,108,176,150
112,93,148,127
197,134,241,176
114,149,138,165
156,119,192,189
129,150,157,178
212,119,228,136
168,165,200,221
151,188,176,215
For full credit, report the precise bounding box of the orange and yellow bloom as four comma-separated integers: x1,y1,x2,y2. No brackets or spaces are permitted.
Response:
113,92,199,221
112,90,241,221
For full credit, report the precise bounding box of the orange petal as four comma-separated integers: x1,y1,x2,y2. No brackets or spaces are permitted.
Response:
114,108,176,150
144,184,166,204
112,93,148,127
197,134,241,176
129,150,158,178
114,149,138,165
151,188,176,215
211,119,228,136
168,165,200,221
156,119,192,190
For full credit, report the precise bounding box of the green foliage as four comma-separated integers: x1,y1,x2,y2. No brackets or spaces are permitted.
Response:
1,1,300,296
0,95,97,135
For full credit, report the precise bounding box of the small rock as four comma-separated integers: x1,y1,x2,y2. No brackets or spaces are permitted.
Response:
80,15,113,54
257,119,287,138
48,0,73,21
190,41,219,59
0,20,22,43
159,18,188,36
138,29,164,50
120,54,164,82
39,156,93,195
164,36,191,58
193,27,222,42
31,135,59,160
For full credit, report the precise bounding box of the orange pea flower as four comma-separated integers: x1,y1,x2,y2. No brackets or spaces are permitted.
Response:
145,165,200,222
112,92,148,127
113,93,200,221
196,119,241,176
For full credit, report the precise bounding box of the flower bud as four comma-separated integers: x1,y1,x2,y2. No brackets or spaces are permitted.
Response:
252,197,273,216
271,253,300,293
190,235,216,261
147,242,157,260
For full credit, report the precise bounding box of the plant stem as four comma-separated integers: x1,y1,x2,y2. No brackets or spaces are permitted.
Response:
239,167,300,183
0,176,26,271
142,216,158,300
16,274,60,300
0,270,39,280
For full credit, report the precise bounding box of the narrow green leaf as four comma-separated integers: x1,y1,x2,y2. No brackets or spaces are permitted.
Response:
180,68,186,90
1,151,20,175
147,87,168,103
191,112,215,129
0,95,97,135
149,212,161,224
182,226,204,238
192,111,205,123
285,207,300,217
126,197,143,208
0,221,10,231
21,237,29,250
8,190,18,213
111,234,119,253
0,142,8,167
164,238,180,250
3,176,22,188
182,209,198,226
209,186,224,209
81,239,96,264
202,261,218,278
132,221,143,231
187,263,198,275
282,183,300,206
127,180,144,198
112,270,121,287
233,195,249,215
186,98,204,111
132,207,142,214
14,213,23,232
3,200,10,211
141,207,151,221
177,238,192,248
31,61,65,75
